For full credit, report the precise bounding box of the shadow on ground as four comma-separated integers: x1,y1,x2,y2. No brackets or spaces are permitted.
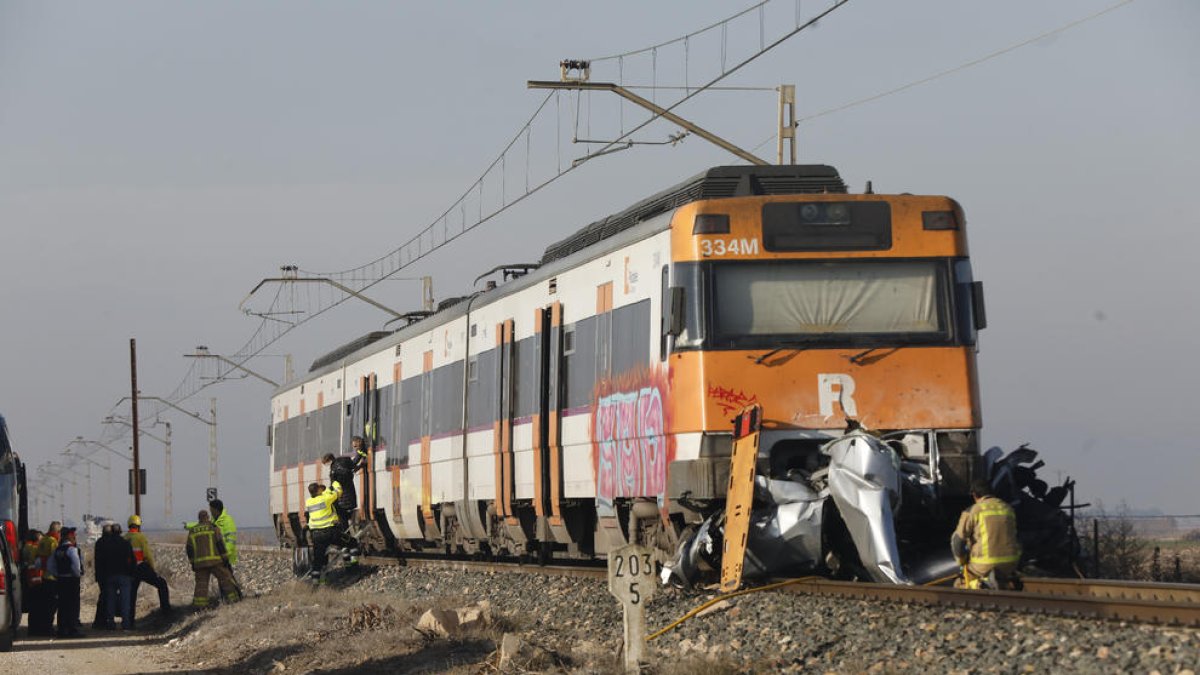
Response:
304,638,497,674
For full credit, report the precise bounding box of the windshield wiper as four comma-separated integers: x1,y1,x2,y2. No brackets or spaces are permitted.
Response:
754,341,809,365
847,346,902,365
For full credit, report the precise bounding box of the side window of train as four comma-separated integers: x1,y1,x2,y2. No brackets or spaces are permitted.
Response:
563,325,576,355
660,265,669,360
612,299,651,376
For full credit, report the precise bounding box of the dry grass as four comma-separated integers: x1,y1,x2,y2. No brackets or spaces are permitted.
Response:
160,581,516,674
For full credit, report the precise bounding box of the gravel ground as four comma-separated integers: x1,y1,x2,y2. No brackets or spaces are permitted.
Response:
146,545,1200,673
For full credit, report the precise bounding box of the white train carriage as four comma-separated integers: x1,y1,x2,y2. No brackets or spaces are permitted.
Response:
269,164,987,562
270,209,673,558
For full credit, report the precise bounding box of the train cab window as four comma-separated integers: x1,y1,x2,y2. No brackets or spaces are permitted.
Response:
673,262,706,350
710,260,950,347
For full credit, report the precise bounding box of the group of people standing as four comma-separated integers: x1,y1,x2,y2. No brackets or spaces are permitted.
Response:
19,517,169,638
18,498,241,638
20,522,79,637
91,515,171,630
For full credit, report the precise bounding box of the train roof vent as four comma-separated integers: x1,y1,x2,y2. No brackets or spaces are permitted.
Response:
308,331,392,372
540,165,845,263
437,296,468,312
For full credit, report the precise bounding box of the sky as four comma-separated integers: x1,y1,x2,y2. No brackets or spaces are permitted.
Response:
1,0,1197,528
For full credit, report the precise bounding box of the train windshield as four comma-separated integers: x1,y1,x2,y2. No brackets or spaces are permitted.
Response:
695,260,952,348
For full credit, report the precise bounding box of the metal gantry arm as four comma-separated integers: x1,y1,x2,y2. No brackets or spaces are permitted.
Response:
238,266,405,320
102,415,168,444
527,80,770,166
70,436,132,462
185,346,279,387
118,396,211,427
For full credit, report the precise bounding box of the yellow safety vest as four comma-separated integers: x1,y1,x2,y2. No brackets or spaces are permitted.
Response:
214,510,239,566
306,484,342,530
188,523,224,567
125,529,154,567
971,497,1021,565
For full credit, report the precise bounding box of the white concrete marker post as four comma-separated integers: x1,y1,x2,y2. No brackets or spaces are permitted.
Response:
608,544,657,671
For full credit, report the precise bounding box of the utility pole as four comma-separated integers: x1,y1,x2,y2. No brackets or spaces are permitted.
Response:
130,338,142,516
209,398,218,497
777,84,796,165
164,421,172,521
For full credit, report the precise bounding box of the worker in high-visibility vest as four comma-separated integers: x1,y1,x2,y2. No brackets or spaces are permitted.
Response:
126,515,171,614
186,511,239,607
28,522,62,636
304,482,342,584
951,480,1022,589
20,530,42,620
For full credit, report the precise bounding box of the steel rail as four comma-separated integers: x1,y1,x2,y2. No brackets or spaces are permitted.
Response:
1022,577,1200,604
154,540,1200,625
781,578,1200,627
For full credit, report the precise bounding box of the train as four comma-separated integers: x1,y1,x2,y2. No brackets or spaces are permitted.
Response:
268,164,989,574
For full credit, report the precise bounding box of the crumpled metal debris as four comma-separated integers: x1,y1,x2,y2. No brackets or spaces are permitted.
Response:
663,430,909,587
824,431,909,584
663,433,1080,588
985,444,1080,575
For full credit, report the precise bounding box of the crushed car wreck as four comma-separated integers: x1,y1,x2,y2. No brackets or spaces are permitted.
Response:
663,420,1080,589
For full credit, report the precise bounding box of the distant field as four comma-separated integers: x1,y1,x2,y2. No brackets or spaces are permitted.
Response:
147,526,276,546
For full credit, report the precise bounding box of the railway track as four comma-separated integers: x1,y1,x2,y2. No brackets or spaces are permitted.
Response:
172,543,1200,627
363,553,1200,627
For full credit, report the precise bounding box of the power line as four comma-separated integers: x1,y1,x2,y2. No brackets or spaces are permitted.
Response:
225,0,853,375
748,0,1137,153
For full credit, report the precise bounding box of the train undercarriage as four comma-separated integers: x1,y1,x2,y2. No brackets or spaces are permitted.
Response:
276,427,1079,586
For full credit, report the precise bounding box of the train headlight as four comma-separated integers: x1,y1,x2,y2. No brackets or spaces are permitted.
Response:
922,210,959,230
692,213,730,234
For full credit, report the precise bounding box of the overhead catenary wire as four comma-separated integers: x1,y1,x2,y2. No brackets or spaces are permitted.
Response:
748,0,1138,154
222,1,853,376
69,0,857,456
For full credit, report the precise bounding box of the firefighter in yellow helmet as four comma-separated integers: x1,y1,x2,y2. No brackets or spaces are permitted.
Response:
186,511,239,607
304,482,342,584
951,480,1022,589
126,514,171,614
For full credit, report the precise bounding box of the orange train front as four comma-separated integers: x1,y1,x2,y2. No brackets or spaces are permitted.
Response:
268,165,1001,581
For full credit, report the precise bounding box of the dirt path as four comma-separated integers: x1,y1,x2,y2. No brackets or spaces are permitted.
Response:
7,585,178,675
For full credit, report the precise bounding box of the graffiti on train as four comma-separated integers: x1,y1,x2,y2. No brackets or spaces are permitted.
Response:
591,368,674,509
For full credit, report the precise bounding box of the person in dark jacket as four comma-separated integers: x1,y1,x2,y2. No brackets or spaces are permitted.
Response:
91,523,114,629
94,523,137,629
46,527,83,638
322,437,367,566
322,436,367,523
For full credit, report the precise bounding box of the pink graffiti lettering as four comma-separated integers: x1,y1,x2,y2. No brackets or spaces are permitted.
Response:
594,387,667,509
707,383,759,416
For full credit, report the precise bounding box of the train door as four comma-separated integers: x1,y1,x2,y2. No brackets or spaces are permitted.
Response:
359,374,378,518
538,301,586,554
495,320,521,543
420,352,436,537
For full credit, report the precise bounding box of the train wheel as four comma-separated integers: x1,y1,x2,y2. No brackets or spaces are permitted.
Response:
291,547,312,578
